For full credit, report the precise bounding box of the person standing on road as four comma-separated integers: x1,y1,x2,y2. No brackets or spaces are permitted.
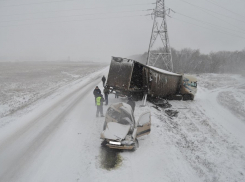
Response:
127,96,135,112
102,76,106,87
96,94,104,117
103,85,110,105
93,86,101,105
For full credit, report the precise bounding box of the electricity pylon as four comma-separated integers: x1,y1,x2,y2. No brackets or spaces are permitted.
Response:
146,0,173,72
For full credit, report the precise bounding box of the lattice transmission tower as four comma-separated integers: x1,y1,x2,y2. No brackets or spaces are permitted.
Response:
146,0,173,72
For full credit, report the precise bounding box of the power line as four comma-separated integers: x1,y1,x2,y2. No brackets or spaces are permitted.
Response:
0,2,153,16
171,17,245,40
195,7,245,34
174,0,245,23
175,12,245,35
174,0,245,34
205,0,245,18
0,9,148,23
0,14,147,28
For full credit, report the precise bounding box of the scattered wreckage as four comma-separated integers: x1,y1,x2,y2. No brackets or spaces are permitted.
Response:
100,102,151,150
106,57,197,101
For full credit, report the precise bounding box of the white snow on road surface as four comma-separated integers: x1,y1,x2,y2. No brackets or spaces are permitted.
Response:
0,64,245,182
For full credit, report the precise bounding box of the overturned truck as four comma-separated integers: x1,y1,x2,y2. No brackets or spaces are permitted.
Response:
107,57,197,101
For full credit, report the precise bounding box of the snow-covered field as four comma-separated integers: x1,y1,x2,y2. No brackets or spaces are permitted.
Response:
0,61,106,119
0,63,245,182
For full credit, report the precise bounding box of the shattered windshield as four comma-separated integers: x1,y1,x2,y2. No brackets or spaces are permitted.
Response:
107,107,120,121
118,110,133,126
106,106,134,129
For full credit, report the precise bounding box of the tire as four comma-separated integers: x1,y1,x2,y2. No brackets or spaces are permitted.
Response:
132,139,139,151
183,94,191,101
101,140,107,147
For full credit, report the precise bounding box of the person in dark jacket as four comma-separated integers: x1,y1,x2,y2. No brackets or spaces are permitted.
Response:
93,86,101,105
127,96,135,112
103,85,110,105
102,76,106,87
96,94,104,117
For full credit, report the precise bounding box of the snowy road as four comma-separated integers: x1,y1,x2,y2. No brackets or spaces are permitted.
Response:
0,69,245,182
0,68,107,182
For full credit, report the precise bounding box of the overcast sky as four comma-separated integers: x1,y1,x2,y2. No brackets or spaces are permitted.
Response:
0,0,244,62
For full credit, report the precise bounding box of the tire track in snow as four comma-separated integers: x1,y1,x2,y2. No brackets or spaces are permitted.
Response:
0,72,105,181
159,99,245,182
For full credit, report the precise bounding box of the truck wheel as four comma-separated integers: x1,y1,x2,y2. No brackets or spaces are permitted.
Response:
101,140,107,147
183,94,191,101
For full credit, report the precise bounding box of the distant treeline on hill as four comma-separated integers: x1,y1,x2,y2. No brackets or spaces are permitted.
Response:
130,48,245,74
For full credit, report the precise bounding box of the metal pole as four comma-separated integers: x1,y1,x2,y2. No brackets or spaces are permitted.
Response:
146,0,158,66
146,0,173,71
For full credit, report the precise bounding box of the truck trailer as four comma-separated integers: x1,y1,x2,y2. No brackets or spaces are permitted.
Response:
106,57,197,101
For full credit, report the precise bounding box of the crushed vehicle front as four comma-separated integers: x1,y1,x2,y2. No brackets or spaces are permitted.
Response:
100,103,138,150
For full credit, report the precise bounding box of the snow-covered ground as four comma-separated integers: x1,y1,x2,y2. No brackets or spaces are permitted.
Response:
0,64,245,182
0,61,106,119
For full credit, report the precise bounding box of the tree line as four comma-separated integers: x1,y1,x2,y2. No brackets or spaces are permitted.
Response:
131,48,245,74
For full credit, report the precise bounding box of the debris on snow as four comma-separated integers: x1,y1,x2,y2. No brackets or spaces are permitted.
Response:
165,109,179,118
